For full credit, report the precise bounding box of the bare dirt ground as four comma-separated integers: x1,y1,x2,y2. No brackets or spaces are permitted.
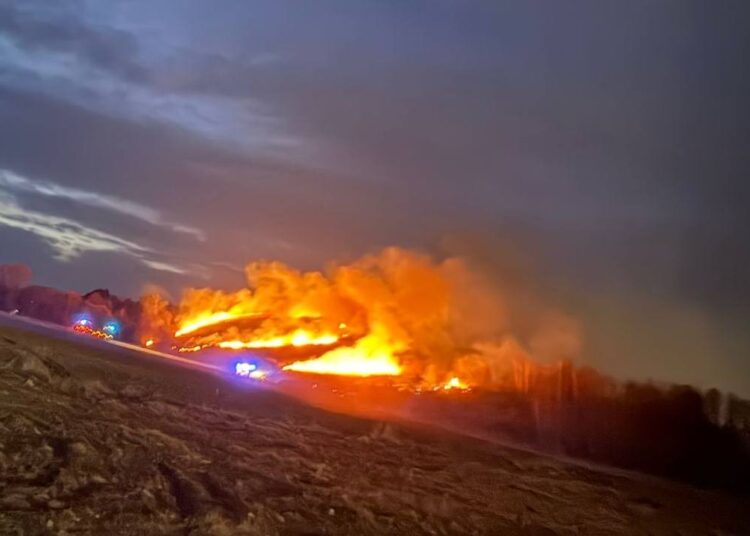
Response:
0,324,747,535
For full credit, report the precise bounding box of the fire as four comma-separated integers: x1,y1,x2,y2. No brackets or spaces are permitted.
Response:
216,330,340,350
178,345,204,353
441,376,470,391
140,247,582,389
284,334,401,377
175,311,263,337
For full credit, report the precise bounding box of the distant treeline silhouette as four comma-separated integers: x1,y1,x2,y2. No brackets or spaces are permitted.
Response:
408,367,750,493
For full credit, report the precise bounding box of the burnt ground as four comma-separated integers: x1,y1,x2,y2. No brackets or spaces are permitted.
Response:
0,324,747,535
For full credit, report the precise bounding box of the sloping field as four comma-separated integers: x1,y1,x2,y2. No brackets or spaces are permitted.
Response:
0,324,747,535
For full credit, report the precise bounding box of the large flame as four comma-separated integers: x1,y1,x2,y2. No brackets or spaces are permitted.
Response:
143,247,582,387
284,325,403,376
175,311,264,337
284,336,401,376
217,330,340,350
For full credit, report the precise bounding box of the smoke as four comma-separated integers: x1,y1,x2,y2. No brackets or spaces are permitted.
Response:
138,291,174,345
141,247,583,386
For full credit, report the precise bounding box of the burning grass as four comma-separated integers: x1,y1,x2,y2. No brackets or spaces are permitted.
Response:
140,247,581,391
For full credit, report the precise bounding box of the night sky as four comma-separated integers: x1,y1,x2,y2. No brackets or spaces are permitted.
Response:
0,1,748,394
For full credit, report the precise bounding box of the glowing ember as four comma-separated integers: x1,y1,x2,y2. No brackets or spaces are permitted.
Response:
144,339,154,347
178,345,204,353
441,376,470,391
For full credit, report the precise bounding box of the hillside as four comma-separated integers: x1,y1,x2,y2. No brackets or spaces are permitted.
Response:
0,324,747,535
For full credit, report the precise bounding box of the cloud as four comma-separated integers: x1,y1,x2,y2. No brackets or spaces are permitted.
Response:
140,259,189,275
0,2,147,83
0,191,185,275
0,191,145,260
0,169,205,241
0,3,297,151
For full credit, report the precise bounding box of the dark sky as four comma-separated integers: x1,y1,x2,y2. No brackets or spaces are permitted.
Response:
0,0,748,394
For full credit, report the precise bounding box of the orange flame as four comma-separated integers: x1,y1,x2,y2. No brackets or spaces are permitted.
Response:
178,345,204,353
284,333,401,377
217,330,340,350
175,311,264,337
141,247,581,390
441,376,470,391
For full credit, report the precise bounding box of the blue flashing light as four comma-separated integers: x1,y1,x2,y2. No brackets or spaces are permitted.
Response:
235,361,257,377
73,314,93,327
102,320,121,336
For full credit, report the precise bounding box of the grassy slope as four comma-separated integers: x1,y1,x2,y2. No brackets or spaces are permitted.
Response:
0,324,747,535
